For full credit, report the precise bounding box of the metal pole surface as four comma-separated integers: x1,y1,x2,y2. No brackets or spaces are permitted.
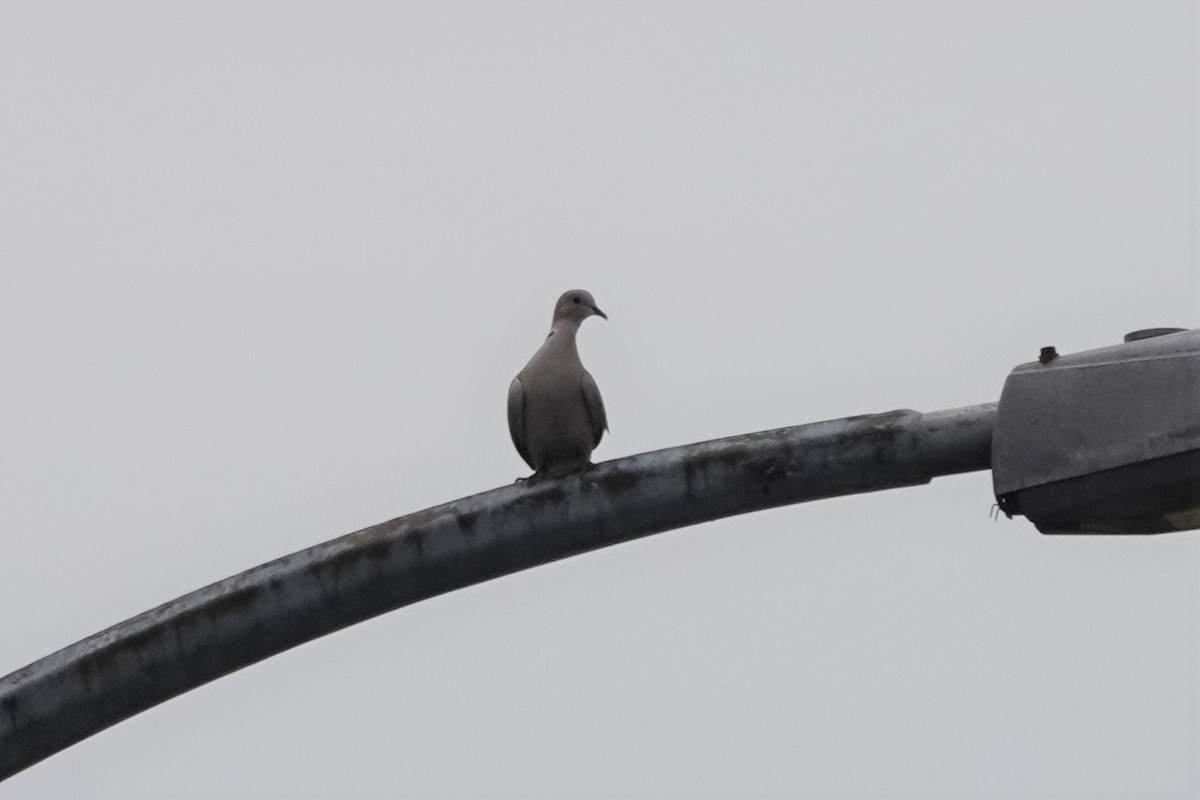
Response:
0,403,996,780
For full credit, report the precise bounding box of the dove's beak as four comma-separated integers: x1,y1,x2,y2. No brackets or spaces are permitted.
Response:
592,306,608,320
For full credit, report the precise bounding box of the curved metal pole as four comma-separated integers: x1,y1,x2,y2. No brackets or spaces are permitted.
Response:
0,403,996,780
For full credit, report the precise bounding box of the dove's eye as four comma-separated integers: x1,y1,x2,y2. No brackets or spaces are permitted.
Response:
572,296,581,304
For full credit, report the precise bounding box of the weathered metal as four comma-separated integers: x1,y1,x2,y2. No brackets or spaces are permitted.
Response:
992,327,1200,533
0,403,996,781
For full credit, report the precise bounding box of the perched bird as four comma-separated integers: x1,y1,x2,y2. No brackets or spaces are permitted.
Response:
508,290,608,479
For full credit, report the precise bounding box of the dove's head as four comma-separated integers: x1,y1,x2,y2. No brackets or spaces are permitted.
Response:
553,290,607,325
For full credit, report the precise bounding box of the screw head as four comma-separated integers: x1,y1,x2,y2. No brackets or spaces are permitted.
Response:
1039,346,1058,364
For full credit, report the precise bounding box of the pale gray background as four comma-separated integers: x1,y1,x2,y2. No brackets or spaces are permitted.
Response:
2,1,1198,797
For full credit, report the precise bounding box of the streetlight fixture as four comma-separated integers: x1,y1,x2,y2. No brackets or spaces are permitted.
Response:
992,327,1200,534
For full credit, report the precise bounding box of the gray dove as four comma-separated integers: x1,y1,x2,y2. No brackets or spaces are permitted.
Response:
508,290,608,479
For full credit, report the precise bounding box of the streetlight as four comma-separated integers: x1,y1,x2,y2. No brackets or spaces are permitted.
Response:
992,327,1200,533
2,327,1197,780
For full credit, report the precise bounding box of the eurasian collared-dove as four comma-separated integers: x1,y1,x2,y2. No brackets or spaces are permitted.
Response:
508,290,608,478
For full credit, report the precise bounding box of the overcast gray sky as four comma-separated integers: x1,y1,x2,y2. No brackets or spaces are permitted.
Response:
2,1,1198,797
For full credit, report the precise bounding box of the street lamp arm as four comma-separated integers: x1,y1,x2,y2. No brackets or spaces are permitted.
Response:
0,402,996,781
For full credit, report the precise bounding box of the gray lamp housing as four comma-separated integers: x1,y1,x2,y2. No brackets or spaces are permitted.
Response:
992,327,1200,534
